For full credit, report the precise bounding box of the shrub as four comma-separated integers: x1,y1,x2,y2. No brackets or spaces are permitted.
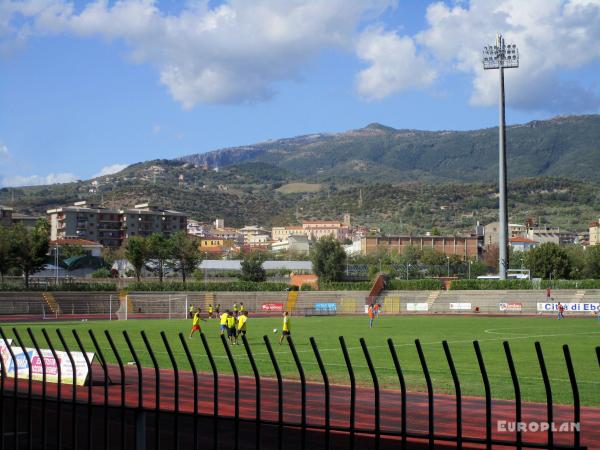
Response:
387,279,444,290
450,279,533,290
126,281,289,292
91,268,112,278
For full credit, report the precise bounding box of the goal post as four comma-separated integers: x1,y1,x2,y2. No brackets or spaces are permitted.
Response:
121,294,189,320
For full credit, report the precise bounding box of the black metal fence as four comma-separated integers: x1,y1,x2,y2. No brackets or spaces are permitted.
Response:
0,326,596,449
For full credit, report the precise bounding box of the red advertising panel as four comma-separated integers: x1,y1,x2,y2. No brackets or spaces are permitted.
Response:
261,302,284,312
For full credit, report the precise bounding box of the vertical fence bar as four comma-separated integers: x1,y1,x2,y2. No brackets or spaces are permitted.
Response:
13,328,33,450
89,330,110,450
535,341,553,450
0,331,4,450
263,335,283,426
473,341,492,450
123,331,144,450
415,339,434,450
339,336,356,444
442,341,461,450
27,328,48,449
597,346,600,367
141,331,161,450
0,328,18,450
287,336,307,430
387,339,407,450
200,333,219,417
161,332,180,450
57,329,78,450
179,334,199,450
242,334,261,423
310,337,330,448
220,333,240,422
360,338,380,445
503,341,522,450
42,329,62,450
105,331,127,450
563,345,580,450
72,329,93,450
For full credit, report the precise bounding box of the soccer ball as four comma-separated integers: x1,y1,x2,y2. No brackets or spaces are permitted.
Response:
273,328,278,334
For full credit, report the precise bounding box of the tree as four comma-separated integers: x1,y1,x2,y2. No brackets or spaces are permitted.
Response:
146,233,171,283
169,232,202,283
524,242,572,279
311,236,347,282
0,226,12,283
125,236,148,282
240,251,266,282
10,219,50,287
583,245,600,279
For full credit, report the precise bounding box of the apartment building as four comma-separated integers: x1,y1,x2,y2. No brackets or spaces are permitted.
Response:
47,201,187,248
361,235,483,260
0,205,12,227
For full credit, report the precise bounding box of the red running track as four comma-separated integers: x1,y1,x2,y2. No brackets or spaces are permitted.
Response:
2,363,599,449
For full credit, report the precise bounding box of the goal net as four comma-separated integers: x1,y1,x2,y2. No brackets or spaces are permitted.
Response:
120,294,189,320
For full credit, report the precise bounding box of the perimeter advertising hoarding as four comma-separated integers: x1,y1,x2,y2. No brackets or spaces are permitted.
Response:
537,302,600,312
499,302,523,312
0,340,94,386
407,303,429,312
449,303,472,310
315,303,337,311
261,302,284,312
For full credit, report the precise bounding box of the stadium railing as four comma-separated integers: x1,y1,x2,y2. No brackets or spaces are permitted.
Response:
0,326,594,450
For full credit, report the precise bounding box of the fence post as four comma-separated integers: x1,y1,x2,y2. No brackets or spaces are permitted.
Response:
105,330,127,450
0,328,19,450
415,339,434,449
473,341,491,450
72,329,94,450
442,341,461,450
13,328,34,450
263,335,283,427
200,333,219,417
241,334,261,424
179,333,199,450
89,330,110,450
141,331,161,450
123,331,144,450
310,337,330,448
563,345,581,450
387,339,407,450
339,336,356,446
0,330,4,450
360,338,380,446
502,341,522,450
220,333,239,422
161,332,180,450
57,329,78,450
42,329,62,450
535,342,553,450
287,336,307,431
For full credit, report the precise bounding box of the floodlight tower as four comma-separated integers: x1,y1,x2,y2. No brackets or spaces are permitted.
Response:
482,34,519,280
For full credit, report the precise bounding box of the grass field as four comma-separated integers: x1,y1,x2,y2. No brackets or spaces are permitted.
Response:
275,182,322,194
2,315,600,406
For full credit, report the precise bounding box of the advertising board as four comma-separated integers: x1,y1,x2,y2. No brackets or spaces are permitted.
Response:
499,302,523,312
449,303,472,311
315,303,337,311
537,302,600,312
407,303,429,312
261,302,284,312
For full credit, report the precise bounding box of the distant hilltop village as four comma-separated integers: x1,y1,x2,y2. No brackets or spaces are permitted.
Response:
1,201,591,261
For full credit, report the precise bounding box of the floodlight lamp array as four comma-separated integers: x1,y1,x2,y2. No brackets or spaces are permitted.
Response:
482,39,519,70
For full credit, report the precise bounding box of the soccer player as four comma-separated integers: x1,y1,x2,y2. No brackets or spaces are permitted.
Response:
237,311,248,340
557,302,565,320
368,304,375,328
189,308,202,338
374,303,380,318
233,303,239,317
240,302,245,313
208,304,214,319
279,311,291,344
226,312,237,345
220,310,229,336
216,304,221,314
188,304,195,319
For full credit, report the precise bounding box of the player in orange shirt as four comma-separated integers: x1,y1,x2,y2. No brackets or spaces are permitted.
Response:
368,304,375,328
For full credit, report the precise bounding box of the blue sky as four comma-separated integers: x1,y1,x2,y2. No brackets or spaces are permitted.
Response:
1,0,599,187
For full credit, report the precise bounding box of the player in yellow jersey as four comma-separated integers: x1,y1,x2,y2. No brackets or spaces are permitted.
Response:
220,310,229,336
279,311,290,344
189,308,202,338
240,302,245,313
233,303,239,317
226,312,237,345
208,304,214,319
237,311,248,342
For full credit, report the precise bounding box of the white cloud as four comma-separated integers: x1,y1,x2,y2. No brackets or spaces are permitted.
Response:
356,27,436,100
416,0,600,112
2,172,78,187
4,0,394,108
0,144,9,159
93,163,128,177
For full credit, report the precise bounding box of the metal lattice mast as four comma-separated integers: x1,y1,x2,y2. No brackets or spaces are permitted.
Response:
482,34,519,279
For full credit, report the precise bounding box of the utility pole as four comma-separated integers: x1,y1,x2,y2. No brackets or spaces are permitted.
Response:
483,34,519,279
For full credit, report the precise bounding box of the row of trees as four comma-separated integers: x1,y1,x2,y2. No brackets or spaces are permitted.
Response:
513,242,600,280
0,220,50,287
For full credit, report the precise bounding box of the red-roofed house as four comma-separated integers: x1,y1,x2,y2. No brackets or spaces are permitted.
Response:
50,238,104,257
509,236,539,252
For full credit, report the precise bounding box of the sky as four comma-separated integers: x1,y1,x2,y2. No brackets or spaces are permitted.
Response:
0,0,599,187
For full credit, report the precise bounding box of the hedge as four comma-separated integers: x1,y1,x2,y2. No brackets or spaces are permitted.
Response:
450,279,534,290
539,279,600,289
127,281,289,292
387,279,444,290
0,283,117,292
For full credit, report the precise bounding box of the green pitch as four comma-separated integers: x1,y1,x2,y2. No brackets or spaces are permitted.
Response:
3,315,600,406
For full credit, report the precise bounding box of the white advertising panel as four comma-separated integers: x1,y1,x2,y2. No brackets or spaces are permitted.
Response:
537,302,600,312
449,303,472,310
407,303,429,311
1,343,94,386
499,302,523,312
